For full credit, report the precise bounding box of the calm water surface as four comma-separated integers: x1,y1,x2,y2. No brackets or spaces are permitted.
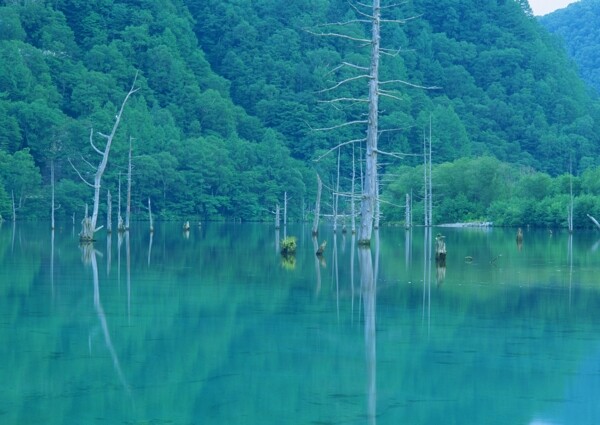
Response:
2,222,600,424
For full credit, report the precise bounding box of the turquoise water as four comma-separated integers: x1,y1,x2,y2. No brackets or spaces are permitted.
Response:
2,222,600,424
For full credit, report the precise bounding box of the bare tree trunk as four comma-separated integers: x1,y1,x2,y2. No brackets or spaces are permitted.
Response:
275,204,281,229
148,197,154,233
312,174,322,236
125,136,133,231
568,161,574,233
11,190,16,222
358,0,381,246
107,190,112,234
405,193,411,229
428,115,433,227
374,176,380,230
587,214,600,230
284,192,288,227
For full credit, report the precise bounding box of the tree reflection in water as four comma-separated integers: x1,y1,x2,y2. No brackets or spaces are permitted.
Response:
81,242,132,400
359,241,377,425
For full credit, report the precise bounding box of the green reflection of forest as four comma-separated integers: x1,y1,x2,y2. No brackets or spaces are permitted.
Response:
1,223,600,424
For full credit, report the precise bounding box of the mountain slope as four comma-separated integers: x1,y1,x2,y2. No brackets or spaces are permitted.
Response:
0,0,310,220
188,0,600,175
539,0,600,94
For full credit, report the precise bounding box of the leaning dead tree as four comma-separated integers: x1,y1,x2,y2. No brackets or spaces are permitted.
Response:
70,72,139,242
309,1,435,245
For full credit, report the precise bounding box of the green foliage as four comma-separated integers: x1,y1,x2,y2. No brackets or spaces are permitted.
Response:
540,0,600,93
383,156,600,229
280,236,297,255
1,0,600,223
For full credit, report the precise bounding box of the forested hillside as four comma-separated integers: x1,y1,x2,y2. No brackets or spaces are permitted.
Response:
0,0,310,221
540,0,600,94
1,0,600,224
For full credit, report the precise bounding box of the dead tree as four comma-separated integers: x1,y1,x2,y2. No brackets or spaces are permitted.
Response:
125,136,133,231
50,159,61,230
11,191,16,222
117,172,126,232
568,160,574,233
405,193,411,229
70,72,139,242
284,192,288,227
309,2,436,245
312,174,322,236
107,190,112,234
147,197,154,233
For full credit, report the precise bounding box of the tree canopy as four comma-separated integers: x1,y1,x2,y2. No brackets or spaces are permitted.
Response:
1,0,599,225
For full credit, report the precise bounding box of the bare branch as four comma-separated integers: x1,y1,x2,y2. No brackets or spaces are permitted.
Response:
378,126,413,135
380,47,403,57
88,128,104,155
381,2,409,9
314,138,366,161
318,97,369,103
318,74,370,93
374,148,412,160
68,158,95,188
80,154,96,170
313,19,371,27
381,14,422,24
342,61,369,71
306,120,368,132
379,79,441,90
378,91,403,102
349,2,375,19
305,29,370,43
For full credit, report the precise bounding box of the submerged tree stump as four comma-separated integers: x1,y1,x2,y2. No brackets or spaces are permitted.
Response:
316,240,327,257
280,236,297,256
80,216,95,242
435,234,446,265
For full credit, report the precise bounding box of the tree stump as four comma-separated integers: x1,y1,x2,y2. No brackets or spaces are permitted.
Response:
435,234,446,265
316,240,327,257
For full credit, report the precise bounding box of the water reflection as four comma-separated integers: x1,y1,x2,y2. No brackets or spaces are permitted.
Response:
6,224,600,424
81,243,132,399
359,245,377,425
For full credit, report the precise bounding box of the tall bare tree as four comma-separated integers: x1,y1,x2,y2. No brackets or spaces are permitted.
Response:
70,72,139,242
310,1,435,245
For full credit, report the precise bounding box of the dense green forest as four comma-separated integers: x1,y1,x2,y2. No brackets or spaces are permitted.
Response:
540,0,600,94
1,0,600,226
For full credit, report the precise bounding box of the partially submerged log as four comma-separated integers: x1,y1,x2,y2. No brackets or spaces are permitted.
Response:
588,214,600,230
183,221,190,231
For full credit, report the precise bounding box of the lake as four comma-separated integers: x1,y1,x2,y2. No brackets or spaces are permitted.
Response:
2,222,600,424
